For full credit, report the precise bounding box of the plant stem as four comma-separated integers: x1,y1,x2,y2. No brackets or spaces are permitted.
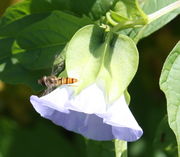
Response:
115,140,127,157
148,1,180,24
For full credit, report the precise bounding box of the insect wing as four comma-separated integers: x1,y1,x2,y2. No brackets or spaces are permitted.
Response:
41,86,55,96
52,55,65,76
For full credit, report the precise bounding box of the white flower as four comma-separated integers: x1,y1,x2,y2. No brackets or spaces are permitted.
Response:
30,83,143,141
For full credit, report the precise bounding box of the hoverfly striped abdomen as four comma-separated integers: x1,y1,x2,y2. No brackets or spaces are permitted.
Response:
60,78,78,85
38,76,78,88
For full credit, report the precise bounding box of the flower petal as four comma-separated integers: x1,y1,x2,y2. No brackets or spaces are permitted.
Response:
66,84,107,114
30,84,143,141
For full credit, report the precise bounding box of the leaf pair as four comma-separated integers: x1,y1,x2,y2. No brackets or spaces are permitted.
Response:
65,25,138,103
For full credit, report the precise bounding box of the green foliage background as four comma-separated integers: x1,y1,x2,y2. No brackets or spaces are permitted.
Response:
0,0,179,157
129,17,179,157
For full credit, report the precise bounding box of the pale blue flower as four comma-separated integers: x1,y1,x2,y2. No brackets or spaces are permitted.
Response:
30,83,143,141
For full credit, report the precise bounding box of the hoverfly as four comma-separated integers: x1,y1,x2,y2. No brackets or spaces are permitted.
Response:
38,76,78,88
38,55,78,95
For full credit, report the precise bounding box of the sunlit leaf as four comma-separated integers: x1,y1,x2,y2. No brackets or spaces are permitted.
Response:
106,0,148,29
159,41,180,157
0,8,91,90
66,25,138,102
12,11,91,70
130,0,180,42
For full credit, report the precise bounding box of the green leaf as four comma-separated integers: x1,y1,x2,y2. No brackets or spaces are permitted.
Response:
46,0,116,20
0,1,31,27
0,57,47,91
0,0,116,23
153,116,178,157
66,25,138,103
0,118,84,157
86,140,115,157
85,140,127,157
159,41,180,157
0,0,115,90
130,0,180,42
0,0,55,30
87,0,116,20
27,0,116,20
106,0,148,30
11,10,91,70
0,7,91,90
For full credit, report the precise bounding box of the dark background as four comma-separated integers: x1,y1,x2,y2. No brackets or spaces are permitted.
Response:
0,1,179,156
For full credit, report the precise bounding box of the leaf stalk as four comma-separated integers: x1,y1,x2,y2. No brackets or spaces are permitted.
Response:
148,1,180,24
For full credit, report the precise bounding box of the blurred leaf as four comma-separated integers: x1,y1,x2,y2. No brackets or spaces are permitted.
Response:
29,0,116,20
129,0,180,42
86,140,127,157
0,0,33,28
0,0,20,16
87,0,116,20
0,57,46,91
0,83,33,124
153,116,178,157
0,10,92,69
0,118,15,157
0,1,92,90
0,118,84,157
13,11,91,70
86,140,115,157
159,41,180,157
66,25,138,102
0,0,116,22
